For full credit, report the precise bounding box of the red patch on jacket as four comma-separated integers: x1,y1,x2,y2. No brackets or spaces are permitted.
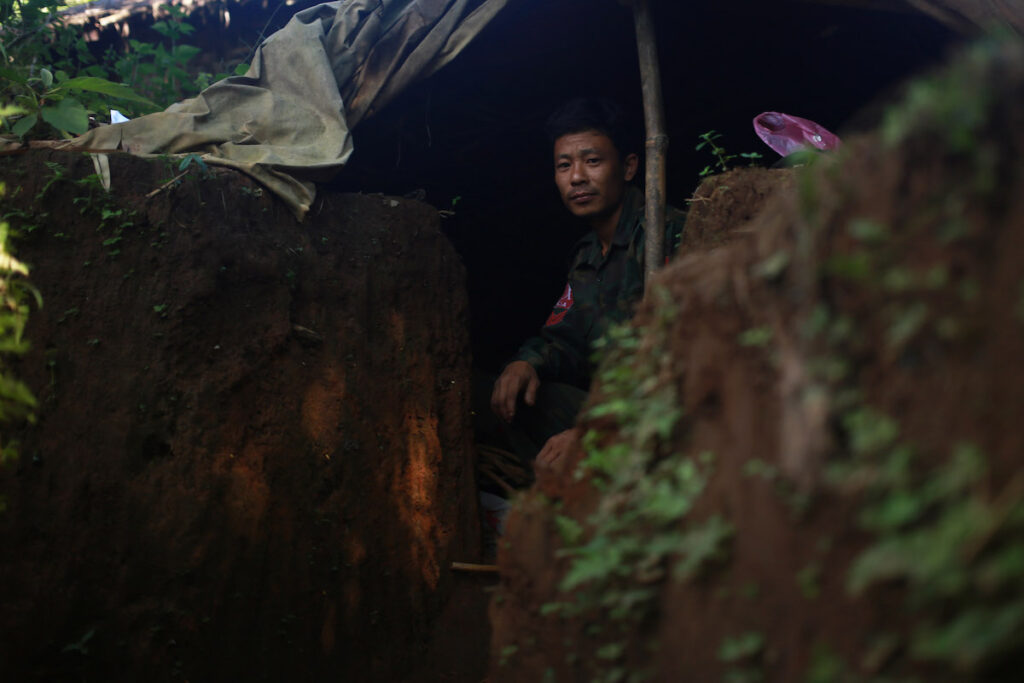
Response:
545,283,574,327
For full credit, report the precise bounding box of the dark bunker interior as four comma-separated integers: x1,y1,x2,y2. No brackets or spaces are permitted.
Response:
330,0,962,373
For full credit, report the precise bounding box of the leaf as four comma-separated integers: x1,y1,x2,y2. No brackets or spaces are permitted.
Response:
41,98,89,136
173,45,201,61
596,642,625,660
738,326,773,347
0,104,26,121
673,516,734,580
753,250,790,279
0,65,27,85
886,301,928,350
40,68,53,88
0,375,38,418
11,113,37,139
910,603,1024,668
718,632,764,663
848,218,888,243
60,77,158,107
554,514,583,545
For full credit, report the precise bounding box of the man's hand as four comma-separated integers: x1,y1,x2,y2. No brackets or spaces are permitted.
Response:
490,360,540,423
535,428,581,471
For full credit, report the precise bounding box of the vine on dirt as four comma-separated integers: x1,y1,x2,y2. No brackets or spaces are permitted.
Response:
540,311,733,682
795,36,1024,679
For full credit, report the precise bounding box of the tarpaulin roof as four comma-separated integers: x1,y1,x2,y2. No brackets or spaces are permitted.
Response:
60,0,509,218
796,0,1024,34
904,0,1024,34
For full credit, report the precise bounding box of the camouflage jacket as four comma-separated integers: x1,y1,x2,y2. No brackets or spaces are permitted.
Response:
513,186,686,388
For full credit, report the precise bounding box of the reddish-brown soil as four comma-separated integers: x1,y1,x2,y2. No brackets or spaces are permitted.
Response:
490,40,1024,682
0,151,487,682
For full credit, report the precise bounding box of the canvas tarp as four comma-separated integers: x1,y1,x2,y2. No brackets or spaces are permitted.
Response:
59,0,509,218
905,0,1024,33
804,0,1024,34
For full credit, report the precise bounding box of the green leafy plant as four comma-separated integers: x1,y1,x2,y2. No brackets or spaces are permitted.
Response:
2,0,243,138
1,0,156,138
2,67,155,138
696,130,763,177
0,180,42,493
69,172,136,255
178,152,210,178
790,38,1024,677
108,3,223,109
718,631,765,663
539,319,732,680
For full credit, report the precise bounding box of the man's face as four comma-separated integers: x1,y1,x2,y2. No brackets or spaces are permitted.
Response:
553,130,638,223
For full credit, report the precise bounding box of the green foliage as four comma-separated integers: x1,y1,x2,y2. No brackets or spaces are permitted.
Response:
803,644,845,683
0,181,41,495
846,218,888,244
178,152,210,178
753,250,790,280
719,632,766,683
796,563,821,599
61,627,95,655
718,631,764,663
1,0,158,138
838,434,1024,671
696,130,763,177
821,388,1024,674
3,68,156,138
547,320,732,678
498,644,518,667
1,1,242,139
106,4,210,108
738,326,772,348
789,37,1024,679
554,514,583,545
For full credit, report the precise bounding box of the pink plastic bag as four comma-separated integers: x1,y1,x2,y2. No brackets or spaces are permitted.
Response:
753,112,841,157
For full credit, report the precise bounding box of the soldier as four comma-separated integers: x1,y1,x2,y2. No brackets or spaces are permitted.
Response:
485,98,684,475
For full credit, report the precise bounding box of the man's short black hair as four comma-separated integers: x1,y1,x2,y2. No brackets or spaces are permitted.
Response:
544,98,638,159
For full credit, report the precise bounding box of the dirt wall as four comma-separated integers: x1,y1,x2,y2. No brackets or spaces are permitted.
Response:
0,151,480,681
490,37,1024,683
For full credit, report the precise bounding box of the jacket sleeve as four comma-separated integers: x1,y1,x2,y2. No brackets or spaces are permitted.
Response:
633,204,688,276
664,205,687,261
511,281,591,388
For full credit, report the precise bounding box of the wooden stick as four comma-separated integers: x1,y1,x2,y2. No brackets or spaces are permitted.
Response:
144,170,189,199
632,0,669,289
451,562,499,573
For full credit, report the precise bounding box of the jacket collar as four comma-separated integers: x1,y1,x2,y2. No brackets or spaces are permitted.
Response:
611,186,644,247
576,185,644,256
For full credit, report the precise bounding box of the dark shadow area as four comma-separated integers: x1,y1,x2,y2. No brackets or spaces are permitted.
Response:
332,0,961,370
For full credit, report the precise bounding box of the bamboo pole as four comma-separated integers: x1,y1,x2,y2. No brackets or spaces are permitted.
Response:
631,0,668,289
